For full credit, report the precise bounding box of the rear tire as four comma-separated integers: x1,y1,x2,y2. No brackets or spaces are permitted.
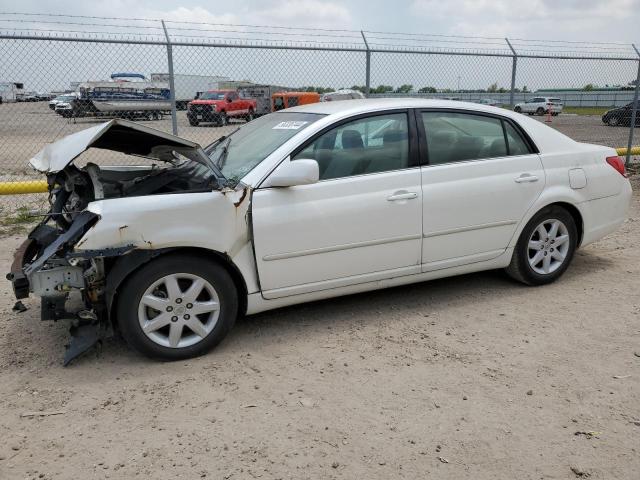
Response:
246,109,254,122
116,254,238,361
536,107,545,116
505,206,577,286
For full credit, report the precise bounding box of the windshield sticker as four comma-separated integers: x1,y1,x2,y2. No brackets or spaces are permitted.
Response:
272,121,308,130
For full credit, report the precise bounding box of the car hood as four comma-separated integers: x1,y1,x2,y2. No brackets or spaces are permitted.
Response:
30,119,217,174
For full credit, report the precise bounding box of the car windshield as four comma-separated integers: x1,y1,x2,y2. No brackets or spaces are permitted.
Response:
205,112,324,185
199,92,227,100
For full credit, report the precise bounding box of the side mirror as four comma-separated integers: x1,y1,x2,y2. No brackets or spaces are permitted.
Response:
264,159,319,188
227,97,233,103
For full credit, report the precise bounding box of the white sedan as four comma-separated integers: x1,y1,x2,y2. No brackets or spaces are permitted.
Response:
9,99,632,363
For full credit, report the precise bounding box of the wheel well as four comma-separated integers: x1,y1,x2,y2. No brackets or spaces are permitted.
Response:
548,202,584,246
107,247,248,327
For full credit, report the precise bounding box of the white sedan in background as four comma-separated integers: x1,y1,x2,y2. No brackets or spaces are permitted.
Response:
9,99,632,363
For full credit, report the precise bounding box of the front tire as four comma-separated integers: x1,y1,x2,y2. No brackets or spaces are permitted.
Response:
536,107,545,116
217,111,227,127
606,116,620,126
514,106,522,113
116,254,238,360
506,206,577,286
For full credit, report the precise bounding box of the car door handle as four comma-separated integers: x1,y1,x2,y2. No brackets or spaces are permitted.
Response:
514,174,539,183
387,192,418,201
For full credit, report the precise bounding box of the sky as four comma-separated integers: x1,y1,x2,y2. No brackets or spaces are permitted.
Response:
0,1,639,93
1,0,639,42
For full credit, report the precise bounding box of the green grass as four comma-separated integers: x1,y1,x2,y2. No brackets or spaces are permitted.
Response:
562,106,610,116
0,206,37,237
1,206,33,226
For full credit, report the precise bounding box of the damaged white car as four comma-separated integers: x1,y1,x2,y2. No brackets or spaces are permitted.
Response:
8,99,632,364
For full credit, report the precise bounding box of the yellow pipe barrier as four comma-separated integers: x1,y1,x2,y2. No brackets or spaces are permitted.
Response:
616,146,640,157
0,145,638,196
0,180,48,195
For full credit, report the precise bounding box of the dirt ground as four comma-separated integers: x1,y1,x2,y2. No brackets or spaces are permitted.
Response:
0,180,638,478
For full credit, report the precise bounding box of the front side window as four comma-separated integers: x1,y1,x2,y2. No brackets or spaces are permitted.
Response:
293,112,410,180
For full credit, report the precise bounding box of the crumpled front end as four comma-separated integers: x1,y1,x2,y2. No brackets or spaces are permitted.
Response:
7,211,124,365
7,119,227,365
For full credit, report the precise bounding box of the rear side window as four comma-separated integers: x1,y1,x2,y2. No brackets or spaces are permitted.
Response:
504,122,530,156
422,112,506,164
421,111,532,164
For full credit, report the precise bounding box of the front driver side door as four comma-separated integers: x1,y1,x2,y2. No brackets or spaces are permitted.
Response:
251,111,423,299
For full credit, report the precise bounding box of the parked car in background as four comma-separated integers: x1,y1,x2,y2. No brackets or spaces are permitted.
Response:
478,98,499,107
8,99,632,364
514,97,563,115
321,89,365,102
49,93,78,110
17,91,39,102
602,101,640,127
272,91,320,111
187,90,257,126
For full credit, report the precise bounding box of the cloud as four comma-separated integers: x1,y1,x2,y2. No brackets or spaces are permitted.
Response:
409,0,639,40
253,0,352,29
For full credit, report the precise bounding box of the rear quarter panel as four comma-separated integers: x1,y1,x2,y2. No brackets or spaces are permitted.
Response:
505,115,631,249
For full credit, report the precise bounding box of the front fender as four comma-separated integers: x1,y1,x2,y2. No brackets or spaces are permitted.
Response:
77,190,249,254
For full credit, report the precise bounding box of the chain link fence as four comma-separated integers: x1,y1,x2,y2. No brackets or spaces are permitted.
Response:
0,13,639,213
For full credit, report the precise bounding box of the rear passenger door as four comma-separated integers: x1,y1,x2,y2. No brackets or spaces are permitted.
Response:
418,110,545,271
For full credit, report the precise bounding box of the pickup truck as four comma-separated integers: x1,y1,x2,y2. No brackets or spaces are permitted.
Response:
187,90,257,126
514,97,563,116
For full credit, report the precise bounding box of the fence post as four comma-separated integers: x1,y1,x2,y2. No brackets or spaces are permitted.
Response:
361,31,371,96
625,43,640,166
161,20,178,136
505,38,517,108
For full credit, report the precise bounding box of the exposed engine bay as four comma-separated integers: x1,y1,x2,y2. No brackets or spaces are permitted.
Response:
49,161,216,228
7,119,226,365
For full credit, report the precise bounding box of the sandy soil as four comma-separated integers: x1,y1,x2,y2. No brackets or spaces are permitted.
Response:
0,173,638,479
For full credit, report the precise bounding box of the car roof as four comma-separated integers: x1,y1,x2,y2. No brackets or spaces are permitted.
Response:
286,98,510,117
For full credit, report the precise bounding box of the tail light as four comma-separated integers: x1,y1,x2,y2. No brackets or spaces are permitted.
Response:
606,155,627,177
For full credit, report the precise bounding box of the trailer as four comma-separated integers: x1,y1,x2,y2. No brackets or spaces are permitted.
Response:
0,82,25,103
237,84,293,116
149,73,230,110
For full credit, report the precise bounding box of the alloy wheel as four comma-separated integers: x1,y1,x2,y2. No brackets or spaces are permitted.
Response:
527,219,570,275
137,273,220,348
